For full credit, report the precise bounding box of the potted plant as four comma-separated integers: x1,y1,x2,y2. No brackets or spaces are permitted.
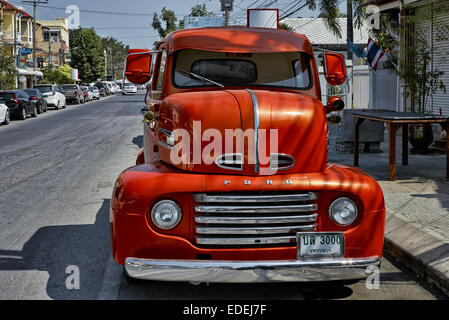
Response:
398,36,447,152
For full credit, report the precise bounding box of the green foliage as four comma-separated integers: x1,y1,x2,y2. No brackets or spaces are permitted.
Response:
398,36,446,114
190,4,215,17
0,43,17,90
100,36,130,79
306,0,366,38
151,4,215,47
69,28,106,82
152,7,182,39
42,64,74,85
279,23,294,32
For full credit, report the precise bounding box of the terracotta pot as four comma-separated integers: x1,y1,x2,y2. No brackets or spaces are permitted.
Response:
408,123,434,152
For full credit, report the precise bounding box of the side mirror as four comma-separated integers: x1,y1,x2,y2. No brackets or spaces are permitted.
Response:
323,52,347,86
125,49,153,84
325,96,345,113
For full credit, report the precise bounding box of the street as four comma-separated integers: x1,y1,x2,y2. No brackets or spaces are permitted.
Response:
0,92,445,300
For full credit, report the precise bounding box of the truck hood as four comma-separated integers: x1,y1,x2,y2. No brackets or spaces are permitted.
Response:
157,89,327,176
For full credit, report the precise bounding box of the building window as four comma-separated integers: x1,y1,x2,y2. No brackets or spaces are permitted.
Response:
43,31,60,42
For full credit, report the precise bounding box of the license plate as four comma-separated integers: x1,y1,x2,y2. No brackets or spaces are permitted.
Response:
297,232,345,258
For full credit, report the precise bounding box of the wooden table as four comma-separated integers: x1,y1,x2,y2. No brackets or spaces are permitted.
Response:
351,110,449,181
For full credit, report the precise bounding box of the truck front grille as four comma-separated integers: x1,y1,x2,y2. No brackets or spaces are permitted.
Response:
193,192,318,247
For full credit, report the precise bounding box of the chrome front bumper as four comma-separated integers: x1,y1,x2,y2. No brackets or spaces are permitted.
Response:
125,256,380,283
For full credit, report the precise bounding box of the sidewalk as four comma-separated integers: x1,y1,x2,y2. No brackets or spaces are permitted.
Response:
328,127,449,296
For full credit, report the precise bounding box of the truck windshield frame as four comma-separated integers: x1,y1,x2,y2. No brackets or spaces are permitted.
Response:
172,49,313,91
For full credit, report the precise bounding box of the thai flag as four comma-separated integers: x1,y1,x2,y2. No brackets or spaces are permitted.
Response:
367,37,384,71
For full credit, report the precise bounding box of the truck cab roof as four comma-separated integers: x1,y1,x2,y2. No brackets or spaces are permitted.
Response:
161,27,313,55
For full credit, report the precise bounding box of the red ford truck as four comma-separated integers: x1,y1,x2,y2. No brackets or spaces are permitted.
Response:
110,27,385,283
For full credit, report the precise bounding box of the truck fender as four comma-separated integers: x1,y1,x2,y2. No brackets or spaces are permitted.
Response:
136,148,145,165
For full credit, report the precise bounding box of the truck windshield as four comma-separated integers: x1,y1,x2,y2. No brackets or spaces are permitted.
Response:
173,49,311,90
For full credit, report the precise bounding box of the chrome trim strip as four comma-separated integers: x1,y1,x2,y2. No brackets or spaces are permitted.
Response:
158,128,173,137
214,153,243,171
193,192,317,203
196,224,316,235
270,153,296,170
196,235,296,245
158,140,174,151
125,256,381,283
246,89,259,173
194,213,318,224
195,204,318,213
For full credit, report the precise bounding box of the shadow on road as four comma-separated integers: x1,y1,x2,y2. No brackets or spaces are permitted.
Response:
0,199,111,299
132,135,144,149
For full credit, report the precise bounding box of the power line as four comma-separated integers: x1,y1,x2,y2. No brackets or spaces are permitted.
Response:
9,1,189,17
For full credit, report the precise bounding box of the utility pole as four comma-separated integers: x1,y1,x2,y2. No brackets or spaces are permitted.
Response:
22,0,48,75
220,0,234,27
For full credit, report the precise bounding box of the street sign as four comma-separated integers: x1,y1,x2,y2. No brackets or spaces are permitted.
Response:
20,47,33,55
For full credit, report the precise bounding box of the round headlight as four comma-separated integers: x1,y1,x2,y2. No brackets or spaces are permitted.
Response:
329,197,358,226
151,200,182,230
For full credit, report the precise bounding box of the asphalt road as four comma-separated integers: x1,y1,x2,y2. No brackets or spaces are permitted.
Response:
0,92,445,300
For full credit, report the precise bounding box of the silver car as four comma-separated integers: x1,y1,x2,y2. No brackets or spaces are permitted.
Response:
89,86,101,100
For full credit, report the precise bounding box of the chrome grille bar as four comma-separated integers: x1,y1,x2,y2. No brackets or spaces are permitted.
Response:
194,192,317,203
195,204,317,214
196,224,316,235
196,235,297,246
193,191,319,247
194,213,318,225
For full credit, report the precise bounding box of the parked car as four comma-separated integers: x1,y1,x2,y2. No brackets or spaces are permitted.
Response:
81,86,92,102
0,99,10,125
104,82,114,95
95,82,107,96
61,84,83,104
123,83,137,94
33,84,66,110
0,90,37,120
88,86,101,100
24,89,48,114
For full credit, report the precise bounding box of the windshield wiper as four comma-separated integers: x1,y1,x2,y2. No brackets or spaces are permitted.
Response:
178,69,224,89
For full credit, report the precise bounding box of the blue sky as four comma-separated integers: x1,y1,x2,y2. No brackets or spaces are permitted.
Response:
9,0,346,48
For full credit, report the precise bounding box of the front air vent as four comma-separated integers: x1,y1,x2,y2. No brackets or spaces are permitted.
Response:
270,154,295,170
215,153,243,171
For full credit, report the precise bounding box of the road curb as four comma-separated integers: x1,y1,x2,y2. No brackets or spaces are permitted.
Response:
383,214,449,296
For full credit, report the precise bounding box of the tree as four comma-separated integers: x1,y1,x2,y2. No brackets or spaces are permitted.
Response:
41,64,74,85
305,0,367,58
100,36,130,79
152,7,182,39
152,4,216,46
69,28,106,82
279,23,294,32
0,43,17,90
190,4,215,17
